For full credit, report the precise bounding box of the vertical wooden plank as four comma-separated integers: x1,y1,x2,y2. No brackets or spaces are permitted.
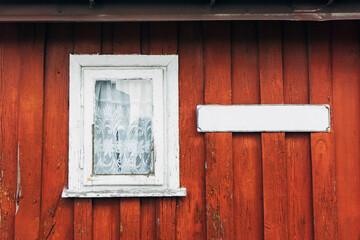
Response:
74,200,92,240
176,22,206,240
14,23,45,240
232,21,263,240
150,22,178,240
101,23,113,54
73,22,101,240
332,21,360,240
140,22,156,240
40,23,74,240
156,199,176,240
282,22,313,240
258,22,288,240
113,22,141,240
0,23,21,240
119,198,141,239
93,201,120,240
93,22,120,240
308,22,337,240
113,22,140,54
204,22,234,240
140,199,156,240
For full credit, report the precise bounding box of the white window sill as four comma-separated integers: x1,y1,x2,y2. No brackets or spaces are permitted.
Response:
62,188,186,198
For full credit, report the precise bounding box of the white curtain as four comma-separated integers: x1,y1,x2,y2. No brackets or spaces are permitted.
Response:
93,79,153,174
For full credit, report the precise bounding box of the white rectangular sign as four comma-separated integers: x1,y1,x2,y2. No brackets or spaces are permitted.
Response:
197,105,330,132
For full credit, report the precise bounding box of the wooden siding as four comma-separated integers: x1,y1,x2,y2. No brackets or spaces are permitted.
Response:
0,21,359,240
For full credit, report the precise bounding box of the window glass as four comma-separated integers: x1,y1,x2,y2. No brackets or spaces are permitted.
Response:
93,79,153,175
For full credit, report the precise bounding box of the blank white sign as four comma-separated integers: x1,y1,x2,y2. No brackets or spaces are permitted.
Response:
197,105,330,132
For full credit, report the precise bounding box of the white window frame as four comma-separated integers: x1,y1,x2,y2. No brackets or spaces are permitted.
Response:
62,55,186,198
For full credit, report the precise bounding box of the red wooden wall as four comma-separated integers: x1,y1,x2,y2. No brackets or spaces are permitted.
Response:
0,21,359,239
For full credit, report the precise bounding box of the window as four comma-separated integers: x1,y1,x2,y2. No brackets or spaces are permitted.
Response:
62,55,186,197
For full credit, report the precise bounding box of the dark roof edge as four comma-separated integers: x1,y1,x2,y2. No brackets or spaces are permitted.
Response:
0,3,360,22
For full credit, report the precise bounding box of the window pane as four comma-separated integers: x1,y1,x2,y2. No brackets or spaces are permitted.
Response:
93,79,153,175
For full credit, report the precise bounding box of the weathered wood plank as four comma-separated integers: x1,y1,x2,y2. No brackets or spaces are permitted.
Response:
176,21,206,240
93,199,120,240
0,23,21,240
150,22,178,240
140,21,156,240
101,23,113,55
232,21,263,240
283,21,313,240
74,199,92,240
73,22,101,240
113,22,141,240
308,21,337,240
40,23,74,240
14,23,45,240
140,199,156,240
332,21,360,240
92,22,120,240
258,21,288,240
204,21,234,240
120,198,141,239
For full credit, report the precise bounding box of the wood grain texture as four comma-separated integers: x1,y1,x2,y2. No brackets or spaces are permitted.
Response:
2,21,360,240
40,23,74,240
150,22,178,240
14,23,45,240
232,21,263,240
92,22,120,240
74,199,92,240
204,22,234,240
332,21,360,240
140,199,156,240
176,22,206,240
282,22,313,240
93,199,120,240
258,21,288,240
113,22,141,240
120,198,141,239
139,21,156,240
0,23,21,240
73,22,101,240
308,22,337,240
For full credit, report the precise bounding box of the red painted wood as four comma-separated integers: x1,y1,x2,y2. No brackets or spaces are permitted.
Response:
139,22,156,240
92,22,120,240
332,21,360,240
156,198,176,240
93,199,120,240
176,22,206,240
150,22,178,240
258,22,288,240
40,23,74,240
232,21,263,240
204,22,234,240
73,22,101,240
101,23,113,55
282,22,314,240
120,198,141,239
114,22,140,54
140,199,156,240
113,22,142,240
0,23,21,240
74,199,92,240
14,23,45,240
308,22,337,240
2,21,360,240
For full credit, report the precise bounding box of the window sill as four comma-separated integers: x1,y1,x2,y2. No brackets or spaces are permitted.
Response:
62,187,186,198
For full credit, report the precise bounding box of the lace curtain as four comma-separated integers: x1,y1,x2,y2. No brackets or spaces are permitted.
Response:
93,79,153,174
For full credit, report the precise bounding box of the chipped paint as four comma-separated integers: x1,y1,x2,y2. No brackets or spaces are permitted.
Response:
15,142,21,215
